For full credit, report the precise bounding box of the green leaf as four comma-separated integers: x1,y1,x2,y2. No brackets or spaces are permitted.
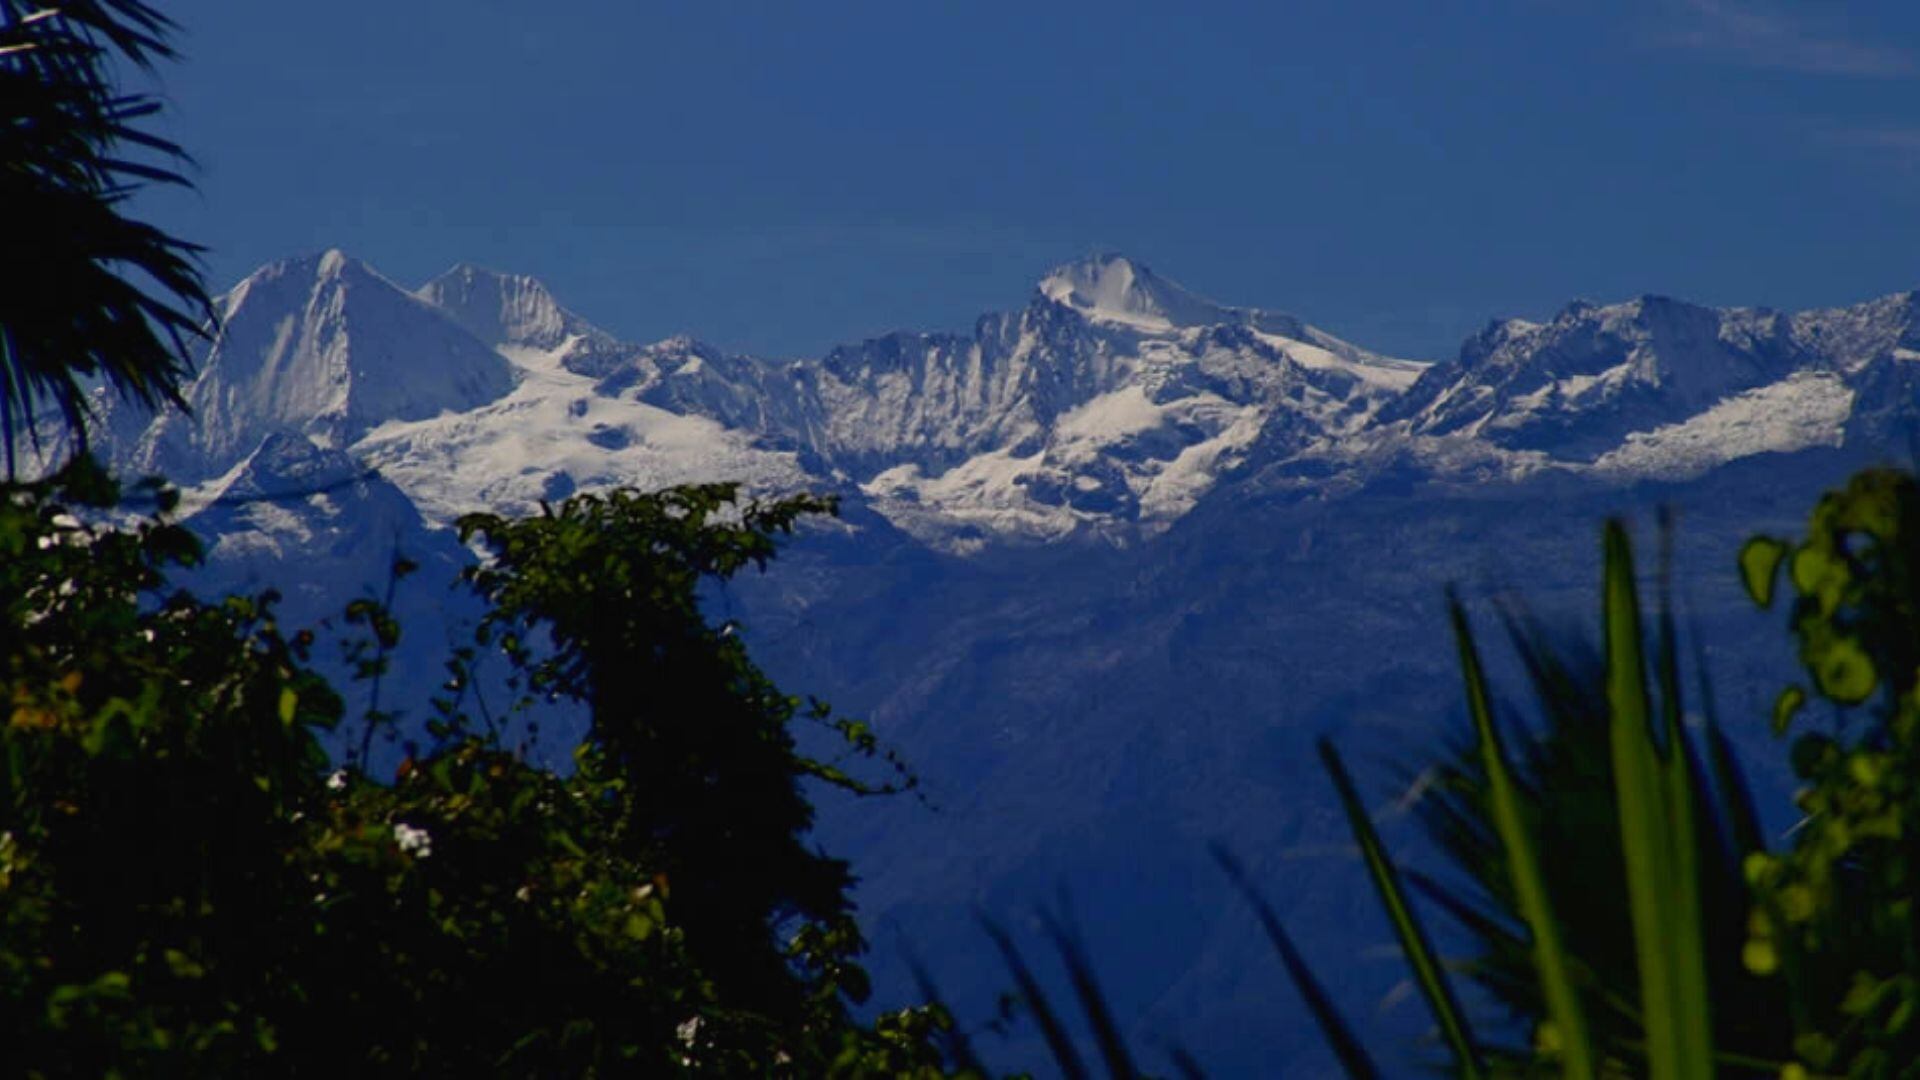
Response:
1703,710,1766,861
1601,522,1714,1079
1317,739,1483,1078
1038,908,1140,1080
1813,636,1875,703
1212,845,1381,1080
1788,545,1831,598
980,917,1090,1080
1450,593,1596,1079
1738,537,1786,608
1772,685,1806,736
163,947,205,979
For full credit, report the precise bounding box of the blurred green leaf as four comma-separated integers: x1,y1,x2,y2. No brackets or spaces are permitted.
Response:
1452,593,1597,1079
1317,738,1483,1078
1602,522,1714,1079
1739,538,1786,608
1212,846,1381,1080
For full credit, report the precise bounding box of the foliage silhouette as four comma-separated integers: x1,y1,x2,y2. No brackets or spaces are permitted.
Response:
455,485,919,1024
0,0,212,475
0,464,967,1076
1737,468,1920,1075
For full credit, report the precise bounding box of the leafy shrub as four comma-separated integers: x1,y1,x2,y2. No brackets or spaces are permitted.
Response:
1739,469,1920,1076
0,459,962,1077
1245,467,1920,1079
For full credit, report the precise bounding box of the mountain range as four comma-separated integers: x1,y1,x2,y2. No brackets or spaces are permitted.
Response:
65,249,1910,543
44,250,1920,1074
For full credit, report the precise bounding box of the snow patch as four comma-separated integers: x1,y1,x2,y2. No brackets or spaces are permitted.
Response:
1593,372,1853,479
354,348,808,525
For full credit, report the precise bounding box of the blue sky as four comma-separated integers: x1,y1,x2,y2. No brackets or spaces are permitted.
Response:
143,1,1920,360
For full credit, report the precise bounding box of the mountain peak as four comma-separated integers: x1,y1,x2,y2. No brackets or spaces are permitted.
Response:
231,247,372,287
135,251,520,483
434,260,498,279
316,247,353,278
1036,253,1234,330
416,263,592,353
219,250,394,318
1038,252,1150,298
421,261,550,297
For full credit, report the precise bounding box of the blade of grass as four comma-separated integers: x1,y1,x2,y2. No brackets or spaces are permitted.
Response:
1602,521,1713,1078
1317,738,1485,1079
980,915,1090,1080
1404,870,1529,973
1450,592,1597,1079
1688,620,1765,864
1038,905,1140,1079
1210,845,1382,1080
901,942,989,1077
1659,627,1716,1075
1410,870,1649,1032
1654,515,1716,1069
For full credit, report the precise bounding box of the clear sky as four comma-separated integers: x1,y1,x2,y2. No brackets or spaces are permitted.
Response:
141,1,1920,361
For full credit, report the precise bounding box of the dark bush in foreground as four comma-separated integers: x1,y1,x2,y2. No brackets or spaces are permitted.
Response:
0,460,962,1077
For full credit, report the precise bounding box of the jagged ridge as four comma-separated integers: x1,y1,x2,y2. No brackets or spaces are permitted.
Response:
70,251,1920,551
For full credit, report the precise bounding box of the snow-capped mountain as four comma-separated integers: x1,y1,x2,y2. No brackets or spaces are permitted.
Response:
48,249,1920,1075
97,251,1433,550
133,251,516,484
35,249,1914,552
91,248,1920,554
415,262,632,377
1793,288,1920,372
349,332,811,527
813,256,1422,546
1381,296,1814,460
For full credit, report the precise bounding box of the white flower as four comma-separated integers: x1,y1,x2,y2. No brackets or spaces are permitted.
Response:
394,822,433,858
326,770,347,792
676,1016,702,1047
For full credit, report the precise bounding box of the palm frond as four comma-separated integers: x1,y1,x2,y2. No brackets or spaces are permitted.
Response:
1405,529,1791,1073
1036,906,1140,1080
901,943,990,1076
1211,845,1382,1079
1602,521,1714,1077
0,0,211,475
1452,592,1599,1077
981,915,1091,1080
1317,737,1485,1077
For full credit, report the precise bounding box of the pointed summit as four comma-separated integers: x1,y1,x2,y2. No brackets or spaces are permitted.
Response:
221,249,374,318
1037,253,1236,330
134,253,517,481
416,263,600,353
